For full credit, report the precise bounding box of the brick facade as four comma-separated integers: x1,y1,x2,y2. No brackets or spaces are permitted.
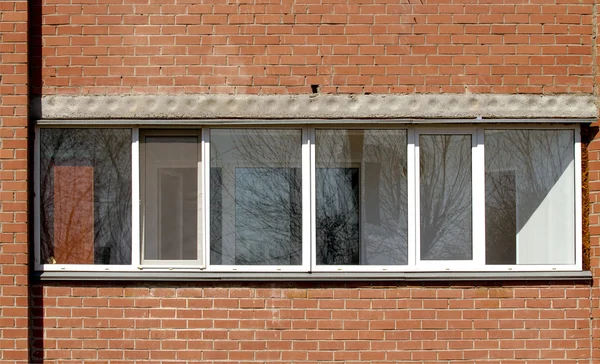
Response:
31,283,593,362
1,0,600,363
36,0,593,95
0,0,29,363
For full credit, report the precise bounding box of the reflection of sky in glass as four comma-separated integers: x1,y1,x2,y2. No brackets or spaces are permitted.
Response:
419,134,472,261
316,130,408,265
485,130,575,265
210,129,302,266
40,129,132,265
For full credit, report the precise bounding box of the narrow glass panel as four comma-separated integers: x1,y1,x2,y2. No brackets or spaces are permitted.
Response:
142,136,199,261
210,129,302,266
40,128,132,265
316,130,408,265
485,130,575,265
419,134,472,260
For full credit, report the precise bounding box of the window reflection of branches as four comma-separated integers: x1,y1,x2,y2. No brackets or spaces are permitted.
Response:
210,129,302,266
316,130,408,265
40,129,132,265
485,129,574,265
419,134,472,261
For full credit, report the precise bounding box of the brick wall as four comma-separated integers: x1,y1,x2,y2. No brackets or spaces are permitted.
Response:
587,128,600,362
0,0,598,362
37,0,593,95
0,1,29,363
31,283,593,363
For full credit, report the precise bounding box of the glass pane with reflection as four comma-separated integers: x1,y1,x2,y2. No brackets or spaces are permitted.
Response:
485,129,575,265
142,135,199,262
210,129,302,265
40,128,132,265
419,134,472,260
316,130,408,265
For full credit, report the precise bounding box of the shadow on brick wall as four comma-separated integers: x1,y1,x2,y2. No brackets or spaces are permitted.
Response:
28,0,42,361
581,123,597,272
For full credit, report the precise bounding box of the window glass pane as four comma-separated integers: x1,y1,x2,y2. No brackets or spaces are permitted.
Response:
210,129,302,266
316,130,408,265
40,129,132,265
142,136,199,261
420,134,472,260
485,129,575,265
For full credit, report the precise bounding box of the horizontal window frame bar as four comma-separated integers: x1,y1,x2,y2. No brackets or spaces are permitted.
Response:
35,118,596,126
35,263,585,273
34,270,592,282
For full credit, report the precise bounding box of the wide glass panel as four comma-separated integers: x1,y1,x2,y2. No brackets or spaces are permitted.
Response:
142,136,199,261
419,134,472,260
316,130,408,265
40,128,132,265
485,129,575,265
210,129,302,266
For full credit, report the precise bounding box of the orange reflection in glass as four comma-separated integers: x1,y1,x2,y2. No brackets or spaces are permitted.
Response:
53,165,94,264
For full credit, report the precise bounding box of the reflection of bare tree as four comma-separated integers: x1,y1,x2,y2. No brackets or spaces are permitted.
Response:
234,168,301,265
487,130,572,223
316,130,408,265
419,135,472,260
485,130,574,264
40,129,132,265
210,129,302,265
485,170,516,264
210,129,409,266
316,168,359,264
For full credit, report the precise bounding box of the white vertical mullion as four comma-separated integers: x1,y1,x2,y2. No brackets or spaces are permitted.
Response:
309,127,317,271
302,127,311,272
34,127,42,269
407,127,417,268
574,124,582,270
413,129,421,266
197,129,206,269
203,128,211,270
131,128,141,267
472,128,486,266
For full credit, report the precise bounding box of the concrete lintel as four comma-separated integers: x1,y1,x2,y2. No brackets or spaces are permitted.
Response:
33,94,598,120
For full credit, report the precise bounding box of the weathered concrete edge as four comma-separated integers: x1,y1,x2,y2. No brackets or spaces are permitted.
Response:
32,94,598,120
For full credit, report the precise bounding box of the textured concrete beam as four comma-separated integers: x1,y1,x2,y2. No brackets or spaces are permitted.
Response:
33,94,598,120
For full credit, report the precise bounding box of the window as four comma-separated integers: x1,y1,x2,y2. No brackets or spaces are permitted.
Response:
34,125,582,273
38,128,132,267
209,129,306,269
484,129,576,265
140,130,202,266
315,130,408,267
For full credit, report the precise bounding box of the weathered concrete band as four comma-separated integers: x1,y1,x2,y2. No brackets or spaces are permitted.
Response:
33,94,597,120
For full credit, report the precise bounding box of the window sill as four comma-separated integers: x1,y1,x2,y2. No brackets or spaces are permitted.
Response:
34,270,592,282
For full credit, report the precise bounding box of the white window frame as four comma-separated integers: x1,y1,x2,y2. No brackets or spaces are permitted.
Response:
472,124,582,272
34,126,138,272
33,124,583,273
414,127,484,271
310,127,413,272
203,127,311,273
138,129,205,269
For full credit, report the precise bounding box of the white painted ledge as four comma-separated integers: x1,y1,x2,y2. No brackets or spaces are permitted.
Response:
32,94,597,120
